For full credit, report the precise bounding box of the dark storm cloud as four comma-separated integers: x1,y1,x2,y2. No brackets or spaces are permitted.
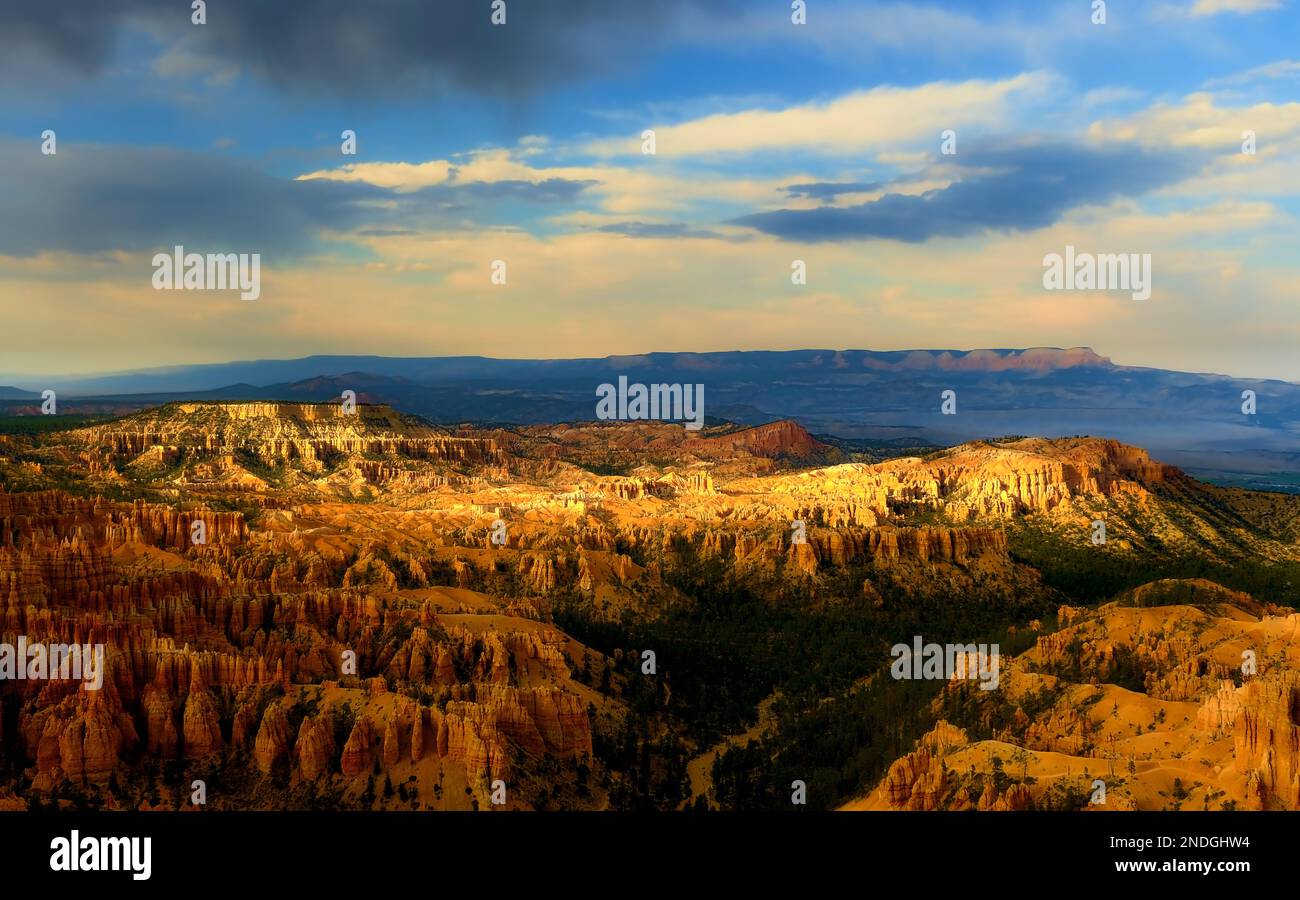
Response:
783,181,882,200
734,142,1203,242
594,221,728,240
0,1,127,74
0,0,736,95
447,178,597,204
374,178,598,232
0,141,595,256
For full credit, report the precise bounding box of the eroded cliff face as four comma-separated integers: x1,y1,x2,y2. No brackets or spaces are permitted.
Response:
78,402,504,470
16,406,1207,615
4,402,1287,812
0,476,598,809
834,437,1169,520
1209,673,1300,810
850,583,1300,812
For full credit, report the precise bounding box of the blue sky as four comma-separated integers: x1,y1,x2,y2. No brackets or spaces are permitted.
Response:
1,0,1298,380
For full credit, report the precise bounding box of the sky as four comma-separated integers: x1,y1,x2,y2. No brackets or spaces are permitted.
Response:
1,0,1299,381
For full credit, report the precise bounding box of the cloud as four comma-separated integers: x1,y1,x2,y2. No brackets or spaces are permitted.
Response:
593,222,729,240
300,147,801,218
0,3,126,75
439,179,596,205
1204,59,1300,88
298,160,458,193
1087,92,1300,152
784,182,883,200
0,0,737,95
722,1,1077,69
1080,87,1146,109
584,74,1054,157
0,140,593,257
730,141,1201,242
3,183,1293,381
0,140,379,257
1189,0,1282,16
355,229,418,238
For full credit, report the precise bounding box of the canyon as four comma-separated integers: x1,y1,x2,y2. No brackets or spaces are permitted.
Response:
0,400,1297,811
849,580,1300,811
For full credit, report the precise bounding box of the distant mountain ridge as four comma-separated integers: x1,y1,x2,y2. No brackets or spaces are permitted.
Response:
6,347,1120,396
3,348,1299,491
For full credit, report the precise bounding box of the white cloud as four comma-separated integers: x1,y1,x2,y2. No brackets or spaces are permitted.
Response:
1087,92,1300,152
583,73,1056,158
1189,0,1282,16
1204,59,1300,88
1081,87,1146,109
